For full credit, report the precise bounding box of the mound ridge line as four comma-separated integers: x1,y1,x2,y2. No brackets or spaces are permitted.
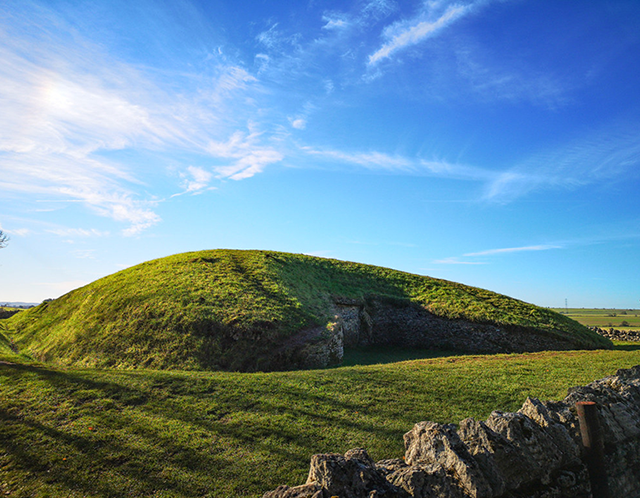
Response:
6,249,611,371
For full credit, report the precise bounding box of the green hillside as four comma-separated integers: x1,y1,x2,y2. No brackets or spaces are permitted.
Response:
6,249,610,371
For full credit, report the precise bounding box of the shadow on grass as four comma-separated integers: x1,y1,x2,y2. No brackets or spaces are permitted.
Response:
0,360,418,497
613,342,640,351
341,346,460,367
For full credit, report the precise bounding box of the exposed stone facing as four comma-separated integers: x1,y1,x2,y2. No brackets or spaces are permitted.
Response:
297,321,344,370
276,298,584,370
270,298,624,372
336,304,367,347
270,321,345,370
263,366,640,498
359,299,577,354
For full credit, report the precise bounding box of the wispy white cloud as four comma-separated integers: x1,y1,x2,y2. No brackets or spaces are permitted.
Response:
363,1,571,107
302,147,414,171
0,224,31,237
420,159,495,181
484,125,640,202
205,66,258,104
0,3,284,233
47,228,109,238
324,80,335,94
433,257,487,265
254,53,270,74
0,12,181,233
453,46,569,107
301,146,499,182
368,3,474,66
257,23,282,49
246,1,398,107
177,166,215,195
71,249,97,260
0,151,162,235
361,0,398,22
290,118,307,130
208,130,284,180
464,245,562,257
435,244,562,265
256,22,302,53
322,15,350,31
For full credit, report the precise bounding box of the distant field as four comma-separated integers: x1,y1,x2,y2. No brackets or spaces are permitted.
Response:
551,308,640,330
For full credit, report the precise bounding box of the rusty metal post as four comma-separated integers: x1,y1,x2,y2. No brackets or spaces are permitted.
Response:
576,401,610,498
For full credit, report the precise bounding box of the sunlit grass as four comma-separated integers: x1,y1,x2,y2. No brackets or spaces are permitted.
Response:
1,346,639,497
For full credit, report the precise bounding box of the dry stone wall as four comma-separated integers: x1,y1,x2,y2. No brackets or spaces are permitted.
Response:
591,326,640,342
263,365,640,497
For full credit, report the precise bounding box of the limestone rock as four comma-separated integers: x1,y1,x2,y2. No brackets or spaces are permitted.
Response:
305,449,403,498
262,483,323,498
403,421,492,497
457,417,529,494
518,397,581,467
297,321,344,369
485,410,564,486
386,463,464,498
375,459,408,478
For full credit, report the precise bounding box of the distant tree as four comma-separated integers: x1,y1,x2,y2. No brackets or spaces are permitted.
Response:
0,230,8,249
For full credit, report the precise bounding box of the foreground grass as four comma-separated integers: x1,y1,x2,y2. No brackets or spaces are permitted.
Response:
2,346,640,497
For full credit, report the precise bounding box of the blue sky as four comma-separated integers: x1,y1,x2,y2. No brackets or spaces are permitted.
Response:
1,0,639,308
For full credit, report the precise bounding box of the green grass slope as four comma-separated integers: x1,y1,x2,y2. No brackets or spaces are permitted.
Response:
6,249,610,370
1,347,639,497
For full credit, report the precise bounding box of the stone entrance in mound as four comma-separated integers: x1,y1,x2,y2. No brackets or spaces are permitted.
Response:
330,297,576,364
273,296,578,371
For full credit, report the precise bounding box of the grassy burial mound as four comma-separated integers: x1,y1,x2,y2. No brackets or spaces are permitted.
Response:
6,249,610,371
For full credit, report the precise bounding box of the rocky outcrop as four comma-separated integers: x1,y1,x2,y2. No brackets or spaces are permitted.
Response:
274,297,586,370
268,322,345,370
261,297,608,371
352,298,579,354
263,366,640,497
591,326,640,342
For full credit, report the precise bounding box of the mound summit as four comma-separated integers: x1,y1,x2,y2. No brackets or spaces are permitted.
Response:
8,249,610,371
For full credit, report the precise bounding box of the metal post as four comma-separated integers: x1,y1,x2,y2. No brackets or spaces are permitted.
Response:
576,401,609,498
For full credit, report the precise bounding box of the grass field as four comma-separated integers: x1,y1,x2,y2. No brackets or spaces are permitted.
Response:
551,308,640,330
2,344,640,497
